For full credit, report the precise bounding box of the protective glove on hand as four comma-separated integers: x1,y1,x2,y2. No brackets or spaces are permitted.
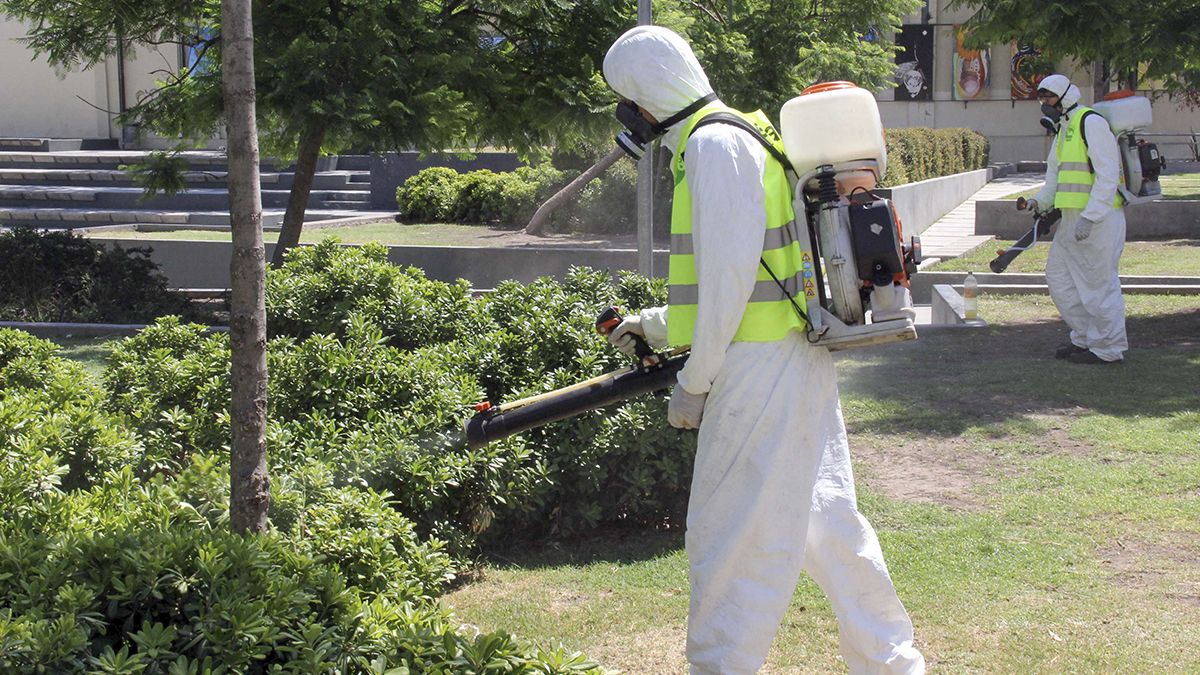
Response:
607,307,670,358
667,385,707,429
607,316,647,358
1074,217,1094,242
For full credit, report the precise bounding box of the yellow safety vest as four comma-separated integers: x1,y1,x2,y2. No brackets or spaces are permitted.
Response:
1054,106,1123,210
666,103,808,347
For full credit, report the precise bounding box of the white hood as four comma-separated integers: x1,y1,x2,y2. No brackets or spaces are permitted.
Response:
603,26,715,148
1039,73,1082,109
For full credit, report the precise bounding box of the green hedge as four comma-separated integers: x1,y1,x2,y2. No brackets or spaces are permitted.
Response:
0,229,209,324
879,127,990,187
399,127,987,234
396,162,640,235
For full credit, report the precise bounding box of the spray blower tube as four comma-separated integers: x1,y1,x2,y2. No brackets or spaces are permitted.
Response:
464,306,690,449
463,355,687,449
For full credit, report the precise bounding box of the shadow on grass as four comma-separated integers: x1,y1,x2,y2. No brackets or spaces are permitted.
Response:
479,525,684,571
837,308,1200,437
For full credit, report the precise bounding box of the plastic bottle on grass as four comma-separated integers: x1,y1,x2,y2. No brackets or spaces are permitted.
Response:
963,272,978,320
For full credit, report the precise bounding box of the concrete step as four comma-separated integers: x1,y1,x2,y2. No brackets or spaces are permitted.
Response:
0,168,370,190
0,138,119,152
319,200,372,209
0,150,287,172
332,155,371,171
0,184,373,210
0,207,366,228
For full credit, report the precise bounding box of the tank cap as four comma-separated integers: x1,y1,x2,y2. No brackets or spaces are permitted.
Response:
1100,89,1137,101
801,81,859,96
473,401,492,412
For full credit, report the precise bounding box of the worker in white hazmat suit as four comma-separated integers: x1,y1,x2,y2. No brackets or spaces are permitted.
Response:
601,26,925,674
1027,74,1127,364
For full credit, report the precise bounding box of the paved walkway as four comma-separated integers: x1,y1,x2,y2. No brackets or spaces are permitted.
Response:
918,173,1045,261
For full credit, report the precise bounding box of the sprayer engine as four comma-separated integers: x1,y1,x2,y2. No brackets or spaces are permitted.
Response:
780,82,919,350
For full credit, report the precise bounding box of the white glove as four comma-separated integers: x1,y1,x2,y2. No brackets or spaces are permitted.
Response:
607,315,647,358
1025,198,1038,213
607,307,669,357
667,385,707,429
1074,217,1094,241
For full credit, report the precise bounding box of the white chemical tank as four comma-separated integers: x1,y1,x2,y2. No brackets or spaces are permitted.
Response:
1091,91,1153,133
780,82,887,178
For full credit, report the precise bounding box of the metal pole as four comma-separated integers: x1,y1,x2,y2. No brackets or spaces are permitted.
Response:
636,0,654,277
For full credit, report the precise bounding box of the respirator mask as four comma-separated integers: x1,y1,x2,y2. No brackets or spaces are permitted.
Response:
614,93,718,160
1039,102,1063,134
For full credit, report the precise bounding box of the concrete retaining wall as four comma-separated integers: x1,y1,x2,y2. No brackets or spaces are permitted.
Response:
976,199,1200,239
102,239,668,290
910,270,1200,303
875,168,990,236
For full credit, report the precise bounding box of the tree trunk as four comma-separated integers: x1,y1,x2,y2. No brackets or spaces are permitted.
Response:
270,122,327,267
222,0,270,534
524,146,624,235
1093,59,1111,101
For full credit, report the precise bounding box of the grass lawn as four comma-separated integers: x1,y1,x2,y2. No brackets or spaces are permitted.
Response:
1002,172,1200,201
927,239,1200,275
46,335,118,378
82,221,640,249
443,295,1200,673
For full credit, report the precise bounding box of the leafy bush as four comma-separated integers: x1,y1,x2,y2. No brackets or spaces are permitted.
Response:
397,164,573,227
110,252,693,544
396,166,461,221
560,157,638,235
266,239,488,349
0,459,600,674
0,329,140,496
0,229,208,324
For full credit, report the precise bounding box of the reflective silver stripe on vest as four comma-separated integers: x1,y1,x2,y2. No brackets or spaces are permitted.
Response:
1058,183,1092,193
1058,161,1091,173
669,270,804,305
670,233,694,255
762,220,800,251
670,220,798,257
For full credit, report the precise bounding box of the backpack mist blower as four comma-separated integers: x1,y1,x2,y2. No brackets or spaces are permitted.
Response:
467,82,922,448
464,307,688,449
776,82,921,349
990,197,1062,273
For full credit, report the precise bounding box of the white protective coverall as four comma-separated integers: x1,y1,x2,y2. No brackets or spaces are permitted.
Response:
603,27,925,674
1032,82,1128,362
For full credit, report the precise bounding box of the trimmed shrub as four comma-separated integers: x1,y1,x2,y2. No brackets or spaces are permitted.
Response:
396,166,461,221
879,127,989,187
0,229,209,324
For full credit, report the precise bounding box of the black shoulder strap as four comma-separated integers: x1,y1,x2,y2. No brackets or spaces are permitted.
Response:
1079,109,1102,150
689,112,795,174
1078,109,1103,174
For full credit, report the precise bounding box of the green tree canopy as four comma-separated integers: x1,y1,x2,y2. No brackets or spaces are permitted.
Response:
2,0,918,254
949,0,1200,103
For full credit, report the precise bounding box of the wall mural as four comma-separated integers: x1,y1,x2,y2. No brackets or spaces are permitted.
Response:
952,25,990,100
1010,43,1053,100
894,24,933,101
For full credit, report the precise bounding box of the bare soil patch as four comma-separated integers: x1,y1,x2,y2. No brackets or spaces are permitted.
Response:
853,435,1001,511
1097,537,1200,607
